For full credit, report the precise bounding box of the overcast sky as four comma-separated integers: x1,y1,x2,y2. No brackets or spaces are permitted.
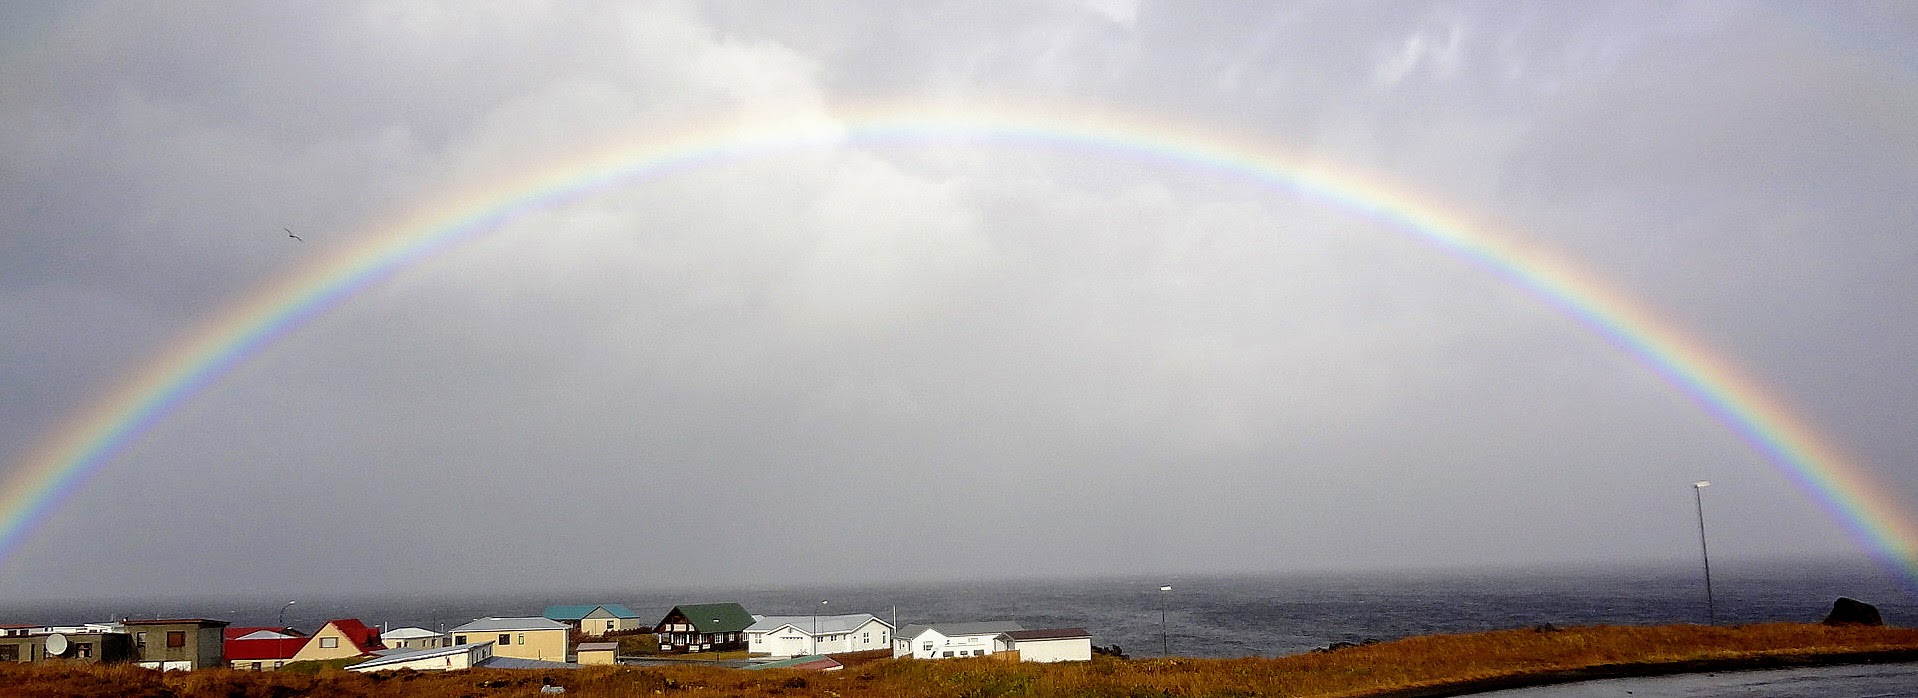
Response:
2,1,1916,600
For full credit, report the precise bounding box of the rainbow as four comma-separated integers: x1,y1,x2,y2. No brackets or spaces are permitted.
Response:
4,101,1915,584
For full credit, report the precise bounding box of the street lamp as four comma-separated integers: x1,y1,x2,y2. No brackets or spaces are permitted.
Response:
276,600,297,669
1692,481,1715,625
814,600,828,656
1159,585,1172,657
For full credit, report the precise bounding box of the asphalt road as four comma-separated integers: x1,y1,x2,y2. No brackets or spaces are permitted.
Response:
1472,662,1918,697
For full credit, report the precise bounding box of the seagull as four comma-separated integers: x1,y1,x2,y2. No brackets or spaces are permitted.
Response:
284,227,303,242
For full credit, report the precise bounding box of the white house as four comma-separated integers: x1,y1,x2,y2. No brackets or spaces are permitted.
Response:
348,642,493,672
893,621,1023,659
745,614,893,658
381,627,450,649
1003,628,1093,663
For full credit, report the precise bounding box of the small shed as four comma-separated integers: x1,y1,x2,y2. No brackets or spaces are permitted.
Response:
575,642,619,665
1003,628,1093,663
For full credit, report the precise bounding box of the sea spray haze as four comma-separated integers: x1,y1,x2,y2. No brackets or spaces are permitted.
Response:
2,561,1910,658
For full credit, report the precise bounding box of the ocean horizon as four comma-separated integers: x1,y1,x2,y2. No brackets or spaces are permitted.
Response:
4,558,1912,659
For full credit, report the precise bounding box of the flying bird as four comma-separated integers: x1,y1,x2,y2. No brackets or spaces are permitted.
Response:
284,227,303,242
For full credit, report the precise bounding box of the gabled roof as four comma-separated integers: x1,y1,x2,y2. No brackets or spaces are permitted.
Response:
225,636,309,661
318,619,385,653
900,621,1024,639
381,627,444,640
745,614,888,635
452,616,570,633
544,603,641,621
227,626,305,641
660,603,755,633
1005,628,1091,641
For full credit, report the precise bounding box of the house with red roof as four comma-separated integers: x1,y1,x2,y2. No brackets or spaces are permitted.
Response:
287,619,384,663
226,635,308,670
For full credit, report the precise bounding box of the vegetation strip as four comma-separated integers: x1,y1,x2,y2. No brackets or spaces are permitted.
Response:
1366,649,1918,698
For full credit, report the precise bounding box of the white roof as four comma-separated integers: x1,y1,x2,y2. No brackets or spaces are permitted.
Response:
899,621,1024,639
348,643,489,672
235,629,300,641
381,627,444,640
745,613,888,635
451,617,570,633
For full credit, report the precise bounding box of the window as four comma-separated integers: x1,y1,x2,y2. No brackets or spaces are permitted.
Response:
922,641,932,651
454,635,467,645
274,661,284,669
319,637,339,649
250,662,261,670
167,631,186,648
76,642,92,658
498,634,512,646
135,632,147,646
942,651,953,658
0,644,17,661
517,633,526,645
606,621,616,631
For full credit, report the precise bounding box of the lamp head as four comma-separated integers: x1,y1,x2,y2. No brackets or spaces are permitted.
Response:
1693,481,1711,488
1160,585,1172,592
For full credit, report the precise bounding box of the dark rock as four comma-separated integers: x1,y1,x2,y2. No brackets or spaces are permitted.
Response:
1822,597,1884,626
1533,623,1561,633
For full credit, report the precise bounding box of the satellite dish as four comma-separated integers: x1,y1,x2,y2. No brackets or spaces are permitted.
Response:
45,633,69,656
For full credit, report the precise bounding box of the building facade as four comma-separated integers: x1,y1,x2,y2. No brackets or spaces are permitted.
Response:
124,619,228,670
745,614,893,658
893,622,1023,659
654,603,753,653
1004,628,1093,663
543,604,644,637
450,617,569,661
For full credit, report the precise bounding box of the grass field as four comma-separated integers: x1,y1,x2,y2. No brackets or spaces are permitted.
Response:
2,623,1914,697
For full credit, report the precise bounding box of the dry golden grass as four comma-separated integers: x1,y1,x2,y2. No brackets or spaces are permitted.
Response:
3,623,1914,697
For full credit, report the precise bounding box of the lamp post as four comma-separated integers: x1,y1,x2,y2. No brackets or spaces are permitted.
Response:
1159,585,1172,657
1692,481,1715,625
276,600,297,669
814,600,828,656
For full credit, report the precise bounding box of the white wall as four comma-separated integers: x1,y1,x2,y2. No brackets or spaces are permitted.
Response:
899,629,1002,659
753,618,893,658
1012,637,1092,663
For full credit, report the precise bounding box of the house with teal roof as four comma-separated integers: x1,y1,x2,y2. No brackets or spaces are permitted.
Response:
541,604,643,637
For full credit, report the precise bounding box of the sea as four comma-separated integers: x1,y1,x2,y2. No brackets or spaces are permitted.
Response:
4,558,1913,659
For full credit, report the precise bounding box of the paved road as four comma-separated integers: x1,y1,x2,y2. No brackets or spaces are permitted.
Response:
1473,662,1918,697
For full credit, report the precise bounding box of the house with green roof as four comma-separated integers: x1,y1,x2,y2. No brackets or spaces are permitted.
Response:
653,603,754,653
542,604,643,637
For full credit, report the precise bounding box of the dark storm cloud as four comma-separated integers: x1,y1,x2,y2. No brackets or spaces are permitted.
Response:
1,1,1914,598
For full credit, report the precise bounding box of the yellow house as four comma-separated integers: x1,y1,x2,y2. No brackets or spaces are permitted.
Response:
449,617,569,661
289,619,384,663
543,604,644,637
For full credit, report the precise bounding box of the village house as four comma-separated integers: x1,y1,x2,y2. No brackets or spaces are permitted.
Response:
543,604,644,637
224,628,308,670
744,613,893,658
893,621,1024,659
574,641,619,665
450,617,569,661
347,642,494,672
124,618,229,670
288,619,384,663
1003,628,1094,663
0,628,135,665
381,627,450,649
654,603,753,653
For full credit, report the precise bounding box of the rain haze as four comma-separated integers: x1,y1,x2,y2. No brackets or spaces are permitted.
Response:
2,1,1917,602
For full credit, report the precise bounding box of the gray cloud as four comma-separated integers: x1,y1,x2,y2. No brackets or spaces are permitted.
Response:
1,1,1914,599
